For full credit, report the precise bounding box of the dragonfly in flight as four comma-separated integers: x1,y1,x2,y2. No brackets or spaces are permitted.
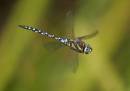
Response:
19,25,98,54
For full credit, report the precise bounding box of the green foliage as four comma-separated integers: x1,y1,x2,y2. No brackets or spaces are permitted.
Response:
0,0,129,91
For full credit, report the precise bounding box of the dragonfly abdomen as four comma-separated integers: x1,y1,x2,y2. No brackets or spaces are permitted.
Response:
18,25,55,38
19,25,72,45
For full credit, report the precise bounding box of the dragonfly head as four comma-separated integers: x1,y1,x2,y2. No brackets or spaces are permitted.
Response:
84,44,92,54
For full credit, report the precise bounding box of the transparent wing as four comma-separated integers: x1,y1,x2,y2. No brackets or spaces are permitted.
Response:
66,9,79,73
71,53,79,73
77,30,98,40
43,41,65,52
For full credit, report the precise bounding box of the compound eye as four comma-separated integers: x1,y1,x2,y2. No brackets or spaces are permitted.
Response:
84,46,92,54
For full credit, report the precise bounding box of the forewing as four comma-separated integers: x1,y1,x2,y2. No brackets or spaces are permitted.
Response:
77,30,98,40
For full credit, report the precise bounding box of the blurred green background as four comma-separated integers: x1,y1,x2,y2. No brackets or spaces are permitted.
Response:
0,0,130,91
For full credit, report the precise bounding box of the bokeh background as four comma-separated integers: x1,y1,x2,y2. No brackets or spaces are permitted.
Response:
0,0,130,91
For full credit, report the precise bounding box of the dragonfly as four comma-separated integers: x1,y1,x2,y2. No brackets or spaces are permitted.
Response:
18,25,98,54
